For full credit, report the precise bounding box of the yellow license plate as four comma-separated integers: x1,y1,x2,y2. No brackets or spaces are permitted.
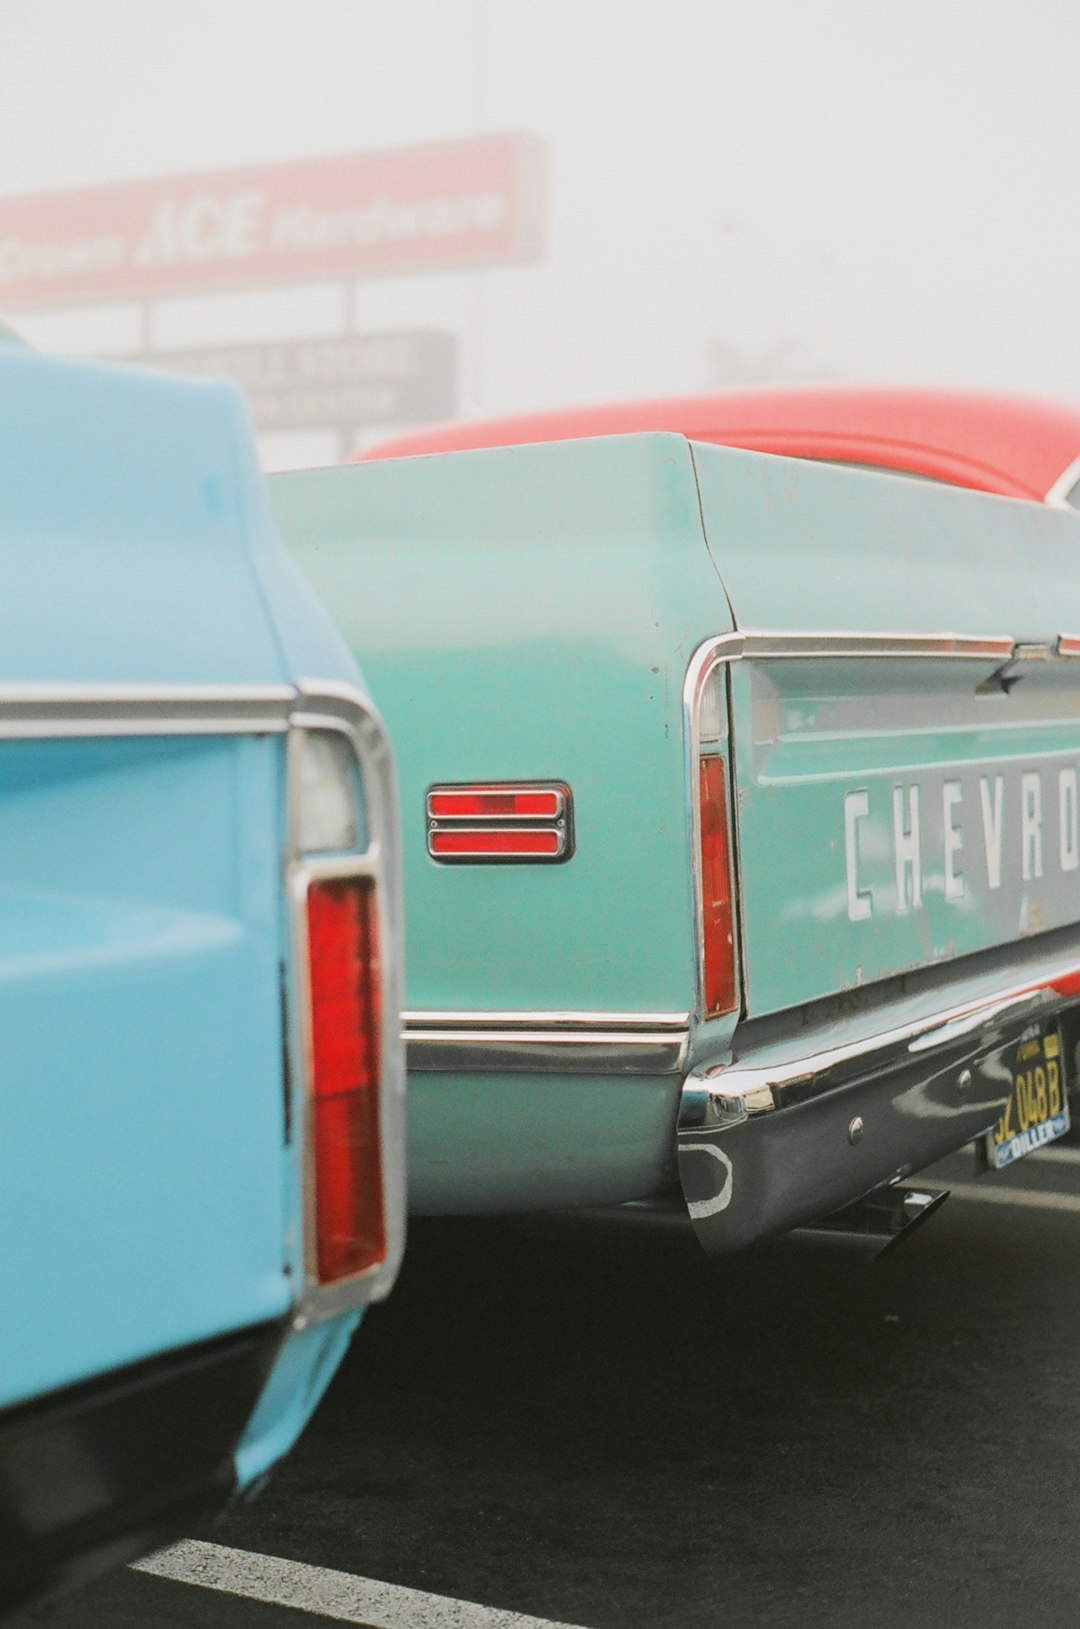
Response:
986,1025,1071,1170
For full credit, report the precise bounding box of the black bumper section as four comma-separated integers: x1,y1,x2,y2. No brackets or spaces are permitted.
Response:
0,1320,284,1619
679,1070,996,1253
677,996,1080,1253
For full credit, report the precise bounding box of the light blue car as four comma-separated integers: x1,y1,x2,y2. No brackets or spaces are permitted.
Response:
0,347,405,1616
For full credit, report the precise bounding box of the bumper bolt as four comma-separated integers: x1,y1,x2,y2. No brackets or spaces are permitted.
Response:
848,1115,865,1145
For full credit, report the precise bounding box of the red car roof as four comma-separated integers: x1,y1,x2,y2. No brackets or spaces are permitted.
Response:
358,387,1080,502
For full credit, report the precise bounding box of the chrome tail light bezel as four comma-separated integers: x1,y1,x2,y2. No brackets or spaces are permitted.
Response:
426,781,574,864
284,681,405,1327
684,643,742,1025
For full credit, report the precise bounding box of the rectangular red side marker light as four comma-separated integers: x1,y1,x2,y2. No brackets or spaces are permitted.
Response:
429,827,564,859
699,755,737,1019
428,786,564,820
427,781,572,863
306,875,387,1284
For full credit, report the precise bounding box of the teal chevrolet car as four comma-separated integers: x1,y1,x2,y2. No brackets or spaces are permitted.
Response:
274,424,1080,1256
0,347,404,1616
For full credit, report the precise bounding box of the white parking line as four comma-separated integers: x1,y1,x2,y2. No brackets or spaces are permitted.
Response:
947,1181,1080,1214
134,1540,590,1629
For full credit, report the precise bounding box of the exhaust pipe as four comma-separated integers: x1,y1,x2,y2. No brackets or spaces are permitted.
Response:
566,1181,949,1264
781,1183,949,1262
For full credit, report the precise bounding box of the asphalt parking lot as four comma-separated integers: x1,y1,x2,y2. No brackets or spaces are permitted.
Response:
22,1142,1080,1629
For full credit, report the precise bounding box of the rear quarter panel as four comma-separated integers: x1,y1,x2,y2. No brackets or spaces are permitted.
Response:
274,434,730,1017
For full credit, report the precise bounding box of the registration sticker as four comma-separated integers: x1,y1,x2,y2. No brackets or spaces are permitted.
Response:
985,1026,1071,1170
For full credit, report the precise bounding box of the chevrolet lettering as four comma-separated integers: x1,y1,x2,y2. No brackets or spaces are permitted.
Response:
843,766,1080,926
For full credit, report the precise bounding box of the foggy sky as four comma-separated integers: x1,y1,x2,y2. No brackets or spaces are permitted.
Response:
1,0,1077,461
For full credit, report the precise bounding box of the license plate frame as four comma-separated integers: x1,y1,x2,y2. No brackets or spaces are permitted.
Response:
984,1023,1071,1170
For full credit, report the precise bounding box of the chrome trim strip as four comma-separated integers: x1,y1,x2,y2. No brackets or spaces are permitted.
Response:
678,954,1080,1132
1044,454,1080,509
285,683,406,1327
404,1009,691,1030
684,632,1016,688
404,1010,691,1074
0,683,295,737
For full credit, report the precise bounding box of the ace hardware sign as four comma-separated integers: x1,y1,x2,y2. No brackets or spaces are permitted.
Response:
0,133,545,306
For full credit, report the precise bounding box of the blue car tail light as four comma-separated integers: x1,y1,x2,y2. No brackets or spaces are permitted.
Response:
286,691,405,1320
306,874,385,1284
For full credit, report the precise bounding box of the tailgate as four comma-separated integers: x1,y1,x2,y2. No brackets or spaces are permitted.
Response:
728,642,1080,1014
689,441,1080,1018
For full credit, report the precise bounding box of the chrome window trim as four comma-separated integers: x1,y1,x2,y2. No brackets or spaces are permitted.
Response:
1044,454,1080,509
285,682,405,1328
404,1010,690,1074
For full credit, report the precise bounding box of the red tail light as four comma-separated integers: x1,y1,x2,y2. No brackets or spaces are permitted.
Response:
699,755,737,1018
306,875,386,1284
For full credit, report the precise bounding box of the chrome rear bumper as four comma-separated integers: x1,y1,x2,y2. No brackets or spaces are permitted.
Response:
677,952,1080,1253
